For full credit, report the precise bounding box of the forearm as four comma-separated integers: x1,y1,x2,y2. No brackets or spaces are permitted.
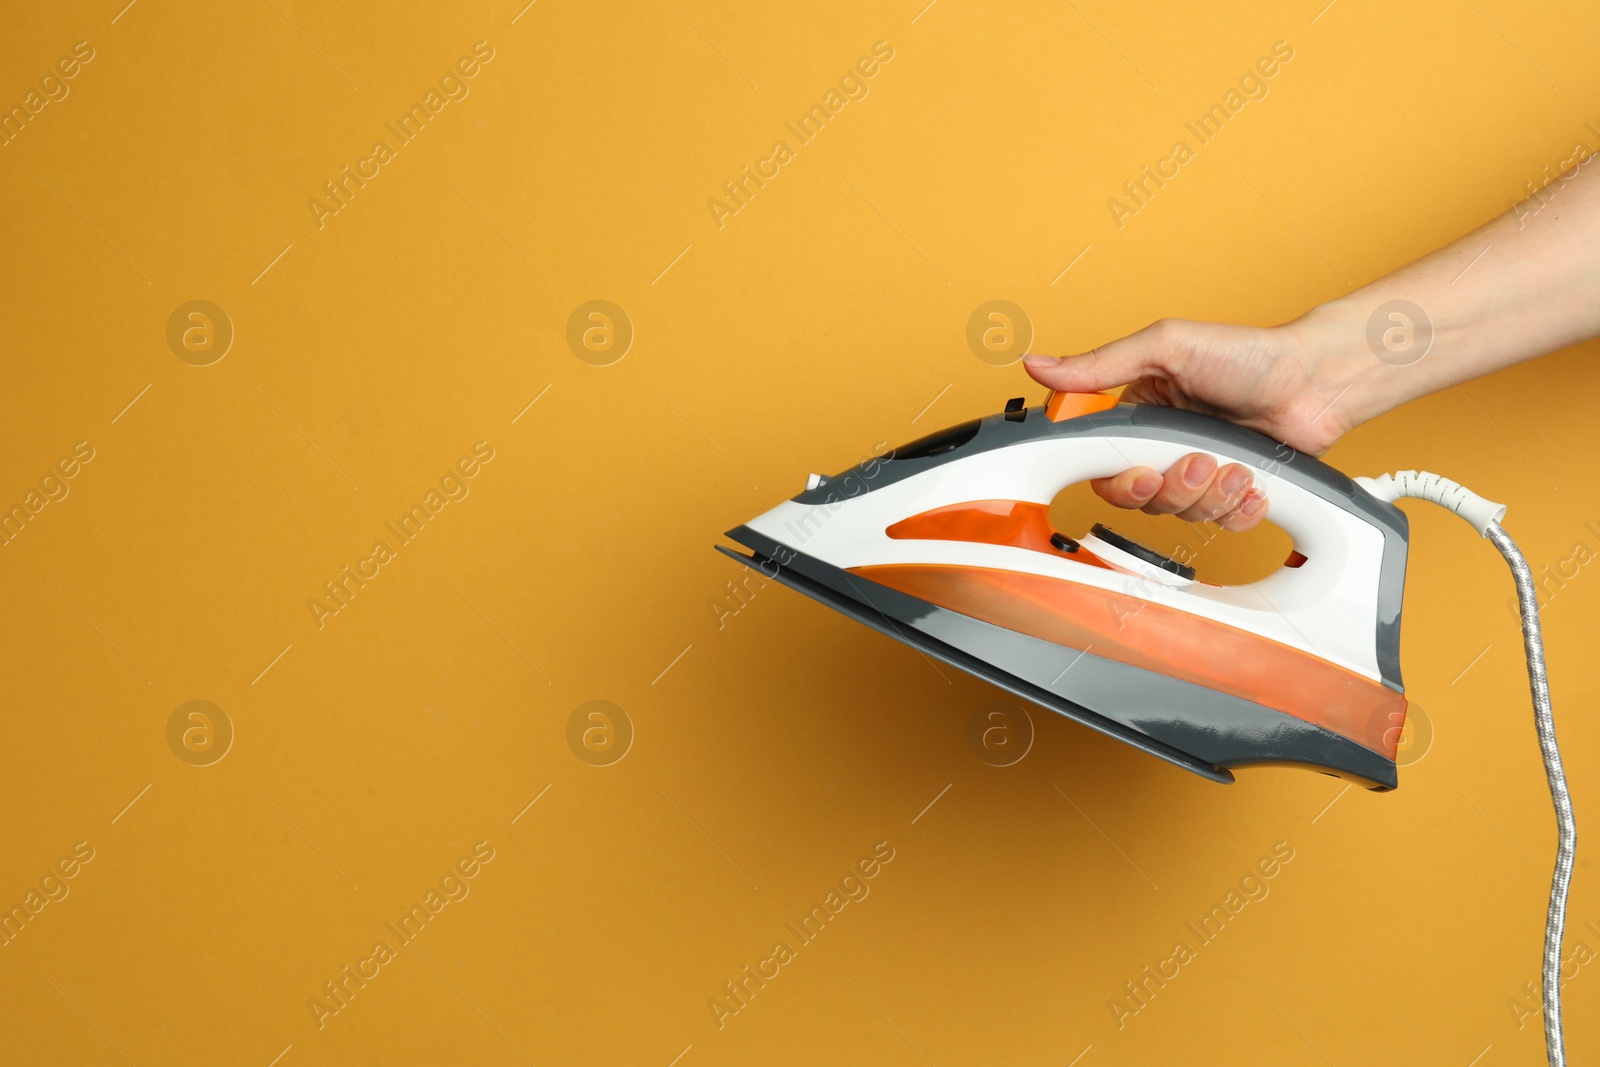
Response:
1294,157,1600,426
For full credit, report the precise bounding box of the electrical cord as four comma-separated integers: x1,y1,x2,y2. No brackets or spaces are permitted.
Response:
1487,520,1578,1067
1359,471,1576,1067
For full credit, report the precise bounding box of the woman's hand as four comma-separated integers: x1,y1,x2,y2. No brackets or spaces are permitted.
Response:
1022,318,1363,532
1026,156,1600,533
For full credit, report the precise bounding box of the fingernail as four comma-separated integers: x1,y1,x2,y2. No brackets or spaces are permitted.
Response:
1241,491,1266,516
1022,354,1062,368
1132,471,1162,497
1221,468,1250,496
1182,455,1216,488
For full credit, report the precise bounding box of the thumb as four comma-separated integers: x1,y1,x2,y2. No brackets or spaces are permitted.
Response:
1022,326,1166,394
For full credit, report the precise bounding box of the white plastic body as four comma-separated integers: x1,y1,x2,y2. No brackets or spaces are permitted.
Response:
749,433,1391,682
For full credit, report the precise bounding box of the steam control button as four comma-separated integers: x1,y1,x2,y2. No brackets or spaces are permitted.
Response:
1049,532,1080,553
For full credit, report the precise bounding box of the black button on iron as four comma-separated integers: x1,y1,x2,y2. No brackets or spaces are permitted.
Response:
1004,396,1026,422
1090,523,1196,580
1049,532,1079,553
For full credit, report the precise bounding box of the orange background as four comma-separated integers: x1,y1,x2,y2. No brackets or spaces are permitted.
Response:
1,1,1596,1064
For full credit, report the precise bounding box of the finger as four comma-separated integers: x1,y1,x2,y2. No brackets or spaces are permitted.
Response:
1089,466,1162,510
1216,488,1270,532
1021,319,1176,393
1173,462,1253,524
1139,453,1217,516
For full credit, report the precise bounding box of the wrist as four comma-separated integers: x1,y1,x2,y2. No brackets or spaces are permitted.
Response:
1279,299,1396,441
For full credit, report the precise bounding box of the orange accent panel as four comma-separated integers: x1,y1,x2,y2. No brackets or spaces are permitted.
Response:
885,499,1114,568
848,562,1402,758
1045,390,1118,421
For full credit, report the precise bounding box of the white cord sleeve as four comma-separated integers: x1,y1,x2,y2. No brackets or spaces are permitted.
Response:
1355,470,1507,536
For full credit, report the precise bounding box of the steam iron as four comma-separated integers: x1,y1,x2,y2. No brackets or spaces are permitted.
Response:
717,391,1412,789
722,393,1580,1062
